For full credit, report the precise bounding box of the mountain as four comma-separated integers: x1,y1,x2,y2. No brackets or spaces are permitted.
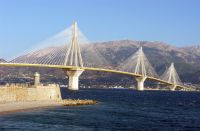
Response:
0,40,200,85
0,58,6,63
93,40,200,83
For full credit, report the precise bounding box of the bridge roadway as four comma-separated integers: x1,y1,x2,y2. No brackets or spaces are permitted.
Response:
0,63,186,89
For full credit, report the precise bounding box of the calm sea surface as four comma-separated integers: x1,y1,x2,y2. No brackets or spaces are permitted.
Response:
0,88,200,131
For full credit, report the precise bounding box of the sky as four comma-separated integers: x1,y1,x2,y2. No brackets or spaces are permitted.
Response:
0,0,200,59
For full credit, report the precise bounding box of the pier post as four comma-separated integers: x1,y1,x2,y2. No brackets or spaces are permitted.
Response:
34,72,40,87
135,77,147,91
64,69,84,90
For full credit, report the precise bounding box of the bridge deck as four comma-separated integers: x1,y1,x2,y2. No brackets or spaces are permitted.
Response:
0,63,187,89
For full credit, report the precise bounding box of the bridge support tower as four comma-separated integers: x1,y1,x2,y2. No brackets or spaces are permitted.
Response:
64,69,84,90
135,77,147,91
170,84,177,91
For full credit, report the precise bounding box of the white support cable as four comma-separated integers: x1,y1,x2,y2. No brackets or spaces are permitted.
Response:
57,48,67,65
77,41,84,67
35,47,59,64
51,46,66,65
64,38,73,66
9,22,91,68
45,46,65,65
74,23,78,67
74,37,78,67
8,26,73,63
135,51,140,74
119,46,158,78
35,47,57,64
161,63,182,85
70,38,75,66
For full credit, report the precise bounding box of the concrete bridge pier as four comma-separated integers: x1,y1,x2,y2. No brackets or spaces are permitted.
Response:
170,84,177,91
64,69,84,90
135,77,147,91
156,82,161,89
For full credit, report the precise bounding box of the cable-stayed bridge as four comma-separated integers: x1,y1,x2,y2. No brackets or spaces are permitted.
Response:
0,22,187,91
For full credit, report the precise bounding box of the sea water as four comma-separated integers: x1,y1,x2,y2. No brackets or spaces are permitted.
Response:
0,88,200,130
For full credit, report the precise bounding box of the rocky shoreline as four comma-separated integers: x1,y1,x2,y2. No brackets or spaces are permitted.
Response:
0,99,97,115
60,99,97,106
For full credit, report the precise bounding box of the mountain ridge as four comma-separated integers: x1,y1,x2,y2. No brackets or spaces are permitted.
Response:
0,40,200,84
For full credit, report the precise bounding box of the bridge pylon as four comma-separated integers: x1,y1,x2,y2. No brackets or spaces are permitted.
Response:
119,46,158,91
64,22,84,67
64,69,84,90
63,22,84,90
135,76,147,91
133,47,157,91
134,47,147,91
161,62,182,91
170,84,177,91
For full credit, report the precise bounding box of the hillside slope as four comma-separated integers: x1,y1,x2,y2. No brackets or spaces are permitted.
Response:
0,40,200,84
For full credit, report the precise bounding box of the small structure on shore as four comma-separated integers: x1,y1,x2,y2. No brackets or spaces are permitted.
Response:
0,72,97,108
0,72,62,103
34,72,40,87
